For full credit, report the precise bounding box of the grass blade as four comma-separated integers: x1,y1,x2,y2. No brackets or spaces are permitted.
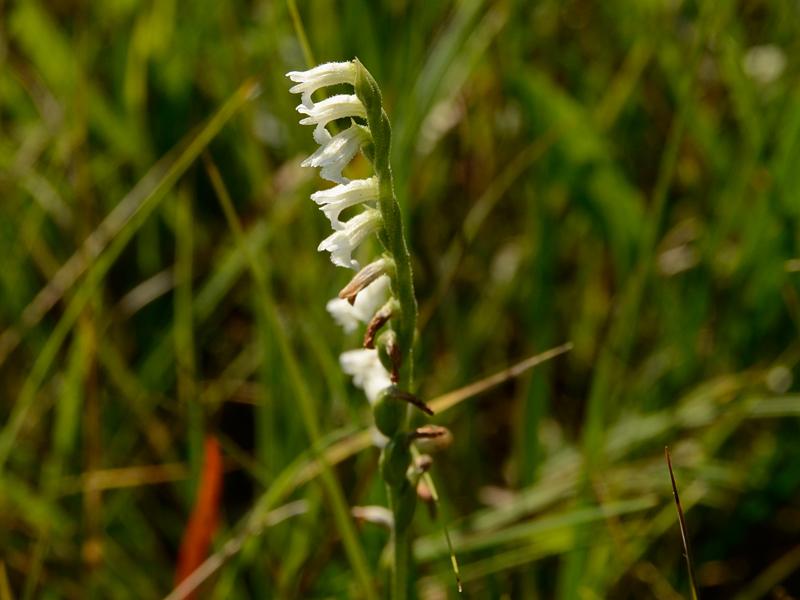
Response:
665,447,699,600
0,79,260,475
203,155,378,600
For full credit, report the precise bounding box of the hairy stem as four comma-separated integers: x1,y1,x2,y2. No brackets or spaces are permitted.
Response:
355,59,418,599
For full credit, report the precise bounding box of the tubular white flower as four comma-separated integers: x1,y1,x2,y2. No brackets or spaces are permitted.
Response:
298,94,366,144
326,274,390,333
340,348,392,404
286,61,357,108
312,177,379,230
301,124,367,184
318,208,382,269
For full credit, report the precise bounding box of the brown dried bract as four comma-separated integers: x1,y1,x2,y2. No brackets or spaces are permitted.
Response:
338,258,392,305
363,304,393,349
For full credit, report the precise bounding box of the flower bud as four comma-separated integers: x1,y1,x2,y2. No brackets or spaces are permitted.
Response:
411,425,453,454
413,453,434,474
417,480,434,504
376,330,401,383
373,386,434,437
372,386,406,437
380,436,411,488
406,454,433,486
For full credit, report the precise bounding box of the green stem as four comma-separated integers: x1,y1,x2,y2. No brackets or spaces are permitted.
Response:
392,515,410,600
355,60,418,388
354,60,419,600
377,163,417,389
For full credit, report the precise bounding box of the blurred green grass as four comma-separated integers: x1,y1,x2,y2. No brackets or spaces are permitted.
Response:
2,0,800,598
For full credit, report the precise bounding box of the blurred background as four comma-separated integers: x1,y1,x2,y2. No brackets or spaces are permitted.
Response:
2,0,800,598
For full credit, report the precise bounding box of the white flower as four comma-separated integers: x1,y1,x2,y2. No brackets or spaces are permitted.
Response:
286,61,357,108
301,124,367,184
312,177,379,230
340,348,392,404
298,94,366,144
743,45,786,85
326,274,390,333
318,208,381,269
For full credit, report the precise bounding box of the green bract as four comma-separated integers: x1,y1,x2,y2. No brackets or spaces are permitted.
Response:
380,436,412,488
373,386,406,437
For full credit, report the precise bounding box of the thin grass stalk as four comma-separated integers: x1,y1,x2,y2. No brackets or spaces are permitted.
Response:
285,0,315,68
0,79,259,476
665,447,699,600
162,346,567,598
561,7,714,596
203,155,378,600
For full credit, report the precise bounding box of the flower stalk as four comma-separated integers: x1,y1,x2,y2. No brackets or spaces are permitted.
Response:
288,58,424,600
353,60,418,377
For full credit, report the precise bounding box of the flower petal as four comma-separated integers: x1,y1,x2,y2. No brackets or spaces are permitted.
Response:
326,274,390,332
340,348,392,404
286,61,357,107
297,95,366,144
301,124,366,184
312,177,379,230
317,208,382,269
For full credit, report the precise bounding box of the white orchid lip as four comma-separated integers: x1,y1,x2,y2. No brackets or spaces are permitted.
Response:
286,61,357,107
297,94,365,123
312,177,379,230
318,208,382,270
298,94,366,143
301,124,367,184
326,274,391,333
339,348,392,405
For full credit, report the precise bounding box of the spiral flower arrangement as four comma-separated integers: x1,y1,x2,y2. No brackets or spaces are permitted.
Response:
287,59,446,598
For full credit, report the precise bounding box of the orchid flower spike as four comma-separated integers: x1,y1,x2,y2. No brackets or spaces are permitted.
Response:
287,62,423,544
288,62,380,270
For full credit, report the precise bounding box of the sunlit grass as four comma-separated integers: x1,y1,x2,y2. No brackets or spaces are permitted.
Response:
1,1,799,598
